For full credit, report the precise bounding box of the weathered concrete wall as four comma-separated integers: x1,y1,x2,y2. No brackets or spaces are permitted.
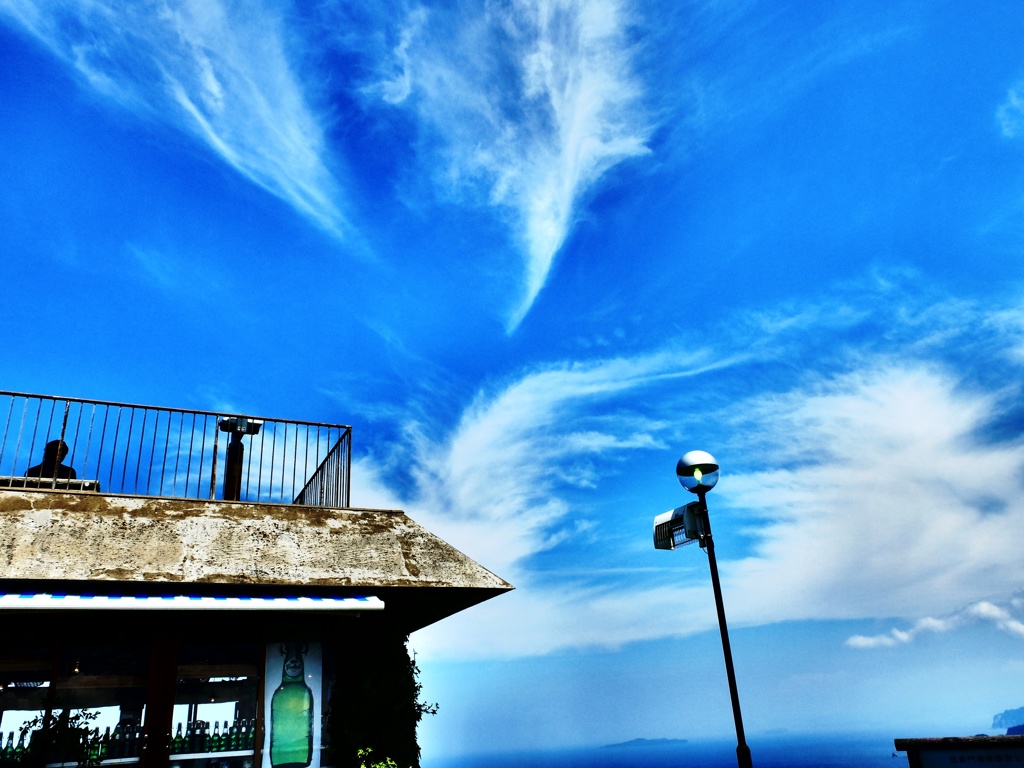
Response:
0,490,511,590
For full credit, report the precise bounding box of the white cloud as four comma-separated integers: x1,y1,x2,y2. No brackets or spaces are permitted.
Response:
411,358,1024,659
394,350,723,578
846,598,1024,649
0,0,347,236
719,363,1024,630
998,82,1024,139
373,0,653,331
395,294,1024,659
412,579,721,659
345,349,740,658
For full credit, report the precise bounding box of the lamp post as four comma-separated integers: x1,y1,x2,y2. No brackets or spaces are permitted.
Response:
653,450,753,768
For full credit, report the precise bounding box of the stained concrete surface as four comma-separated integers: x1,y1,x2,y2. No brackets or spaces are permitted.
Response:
0,490,511,591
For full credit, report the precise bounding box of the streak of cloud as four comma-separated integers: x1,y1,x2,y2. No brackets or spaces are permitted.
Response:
0,0,347,237
397,350,725,577
373,0,654,331
386,292,1024,659
349,348,740,657
846,599,1024,649
409,357,1024,659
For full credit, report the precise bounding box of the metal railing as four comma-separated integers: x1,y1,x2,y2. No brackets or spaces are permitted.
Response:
0,391,351,508
292,436,350,507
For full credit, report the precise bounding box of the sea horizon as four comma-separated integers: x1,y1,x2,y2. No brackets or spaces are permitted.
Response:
423,731,912,768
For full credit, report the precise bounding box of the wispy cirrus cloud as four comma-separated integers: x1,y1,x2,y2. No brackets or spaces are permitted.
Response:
0,0,347,236
350,348,732,657
350,286,1024,659
407,356,1024,659
372,0,654,331
391,349,730,578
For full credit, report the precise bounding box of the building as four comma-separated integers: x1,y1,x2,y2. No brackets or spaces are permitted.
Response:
0,391,512,768
894,735,1024,766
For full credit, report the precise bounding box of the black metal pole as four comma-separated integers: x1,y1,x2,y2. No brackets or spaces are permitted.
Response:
223,432,244,501
698,489,753,768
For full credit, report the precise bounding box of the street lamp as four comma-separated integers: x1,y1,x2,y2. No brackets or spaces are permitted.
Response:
653,450,753,768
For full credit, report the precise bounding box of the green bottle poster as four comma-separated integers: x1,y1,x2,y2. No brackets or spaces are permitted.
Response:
264,642,322,768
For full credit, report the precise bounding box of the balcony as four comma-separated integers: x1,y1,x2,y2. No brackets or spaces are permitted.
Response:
0,391,351,508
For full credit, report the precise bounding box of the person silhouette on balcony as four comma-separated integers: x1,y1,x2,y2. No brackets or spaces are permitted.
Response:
25,439,77,480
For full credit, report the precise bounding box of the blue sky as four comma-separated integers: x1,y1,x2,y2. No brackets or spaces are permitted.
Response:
4,0,1024,759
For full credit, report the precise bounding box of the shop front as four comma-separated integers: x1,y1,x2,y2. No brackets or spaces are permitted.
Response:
0,393,512,767
0,603,412,768
0,490,509,768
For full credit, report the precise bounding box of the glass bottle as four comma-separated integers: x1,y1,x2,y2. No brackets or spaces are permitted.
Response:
101,726,111,760
88,728,102,762
171,722,184,754
111,724,124,759
2,732,13,759
270,642,313,767
241,719,252,750
127,722,141,758
13,730,27,762
234,720,244,752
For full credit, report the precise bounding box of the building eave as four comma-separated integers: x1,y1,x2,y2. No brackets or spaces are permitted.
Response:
0,490,513,632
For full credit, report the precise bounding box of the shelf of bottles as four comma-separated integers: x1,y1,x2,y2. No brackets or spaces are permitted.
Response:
0,642,151,768
169,717,256,762
171,646,259,768
0,716,257,767
0,720,144,767
3,720,260,768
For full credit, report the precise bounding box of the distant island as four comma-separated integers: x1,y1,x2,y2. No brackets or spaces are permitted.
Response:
993,706,1024,731
601,738,688,749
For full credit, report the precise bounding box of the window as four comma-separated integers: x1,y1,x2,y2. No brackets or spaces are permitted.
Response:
171,644,260,768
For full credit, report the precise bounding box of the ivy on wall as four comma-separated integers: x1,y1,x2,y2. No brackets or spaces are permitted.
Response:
325,630,438,768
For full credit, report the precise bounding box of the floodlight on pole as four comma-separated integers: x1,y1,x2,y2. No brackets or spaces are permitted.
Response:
653,450,753,768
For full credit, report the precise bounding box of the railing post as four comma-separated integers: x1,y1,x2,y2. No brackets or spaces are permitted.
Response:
209,426,220,500
344,429,351,507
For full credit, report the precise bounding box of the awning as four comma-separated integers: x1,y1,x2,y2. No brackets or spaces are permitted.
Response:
0,593,384,612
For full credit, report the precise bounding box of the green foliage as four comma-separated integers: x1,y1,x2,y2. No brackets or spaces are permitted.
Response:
11,709,101,768
325,632,438,768
357,746,405,768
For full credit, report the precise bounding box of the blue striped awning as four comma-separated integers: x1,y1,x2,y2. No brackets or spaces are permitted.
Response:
0,593,384,612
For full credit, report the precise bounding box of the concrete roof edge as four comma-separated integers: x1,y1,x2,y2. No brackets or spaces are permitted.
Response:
0,490,514,592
